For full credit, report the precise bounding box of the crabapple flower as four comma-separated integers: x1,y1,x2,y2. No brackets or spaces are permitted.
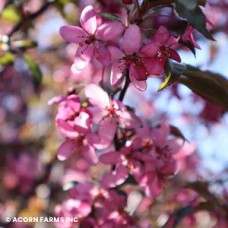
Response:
55,182,134,227
108,25,180,91
100,123,182,198
109,25,154,91
55,94,92,138
60,5,123,70
85,84,142,148
145,26,181,76
57,135,99,165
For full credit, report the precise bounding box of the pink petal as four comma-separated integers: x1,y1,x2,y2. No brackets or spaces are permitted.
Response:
108,46,124,62
122,24,141,55
84,84,110,109
57,140,76,161
96,21,123,41
144,58,164,76
110,62,123,86
74,111,91,133
154,26,169,46
99,151,121,164
56,119,79,138
94,119,117,150
129,64,147,81
129,75,147,91
169,49,181,62
101,165,129,188
60,26,86,43
82,144,98,165
94,42,111,65
140,41,159,58
67,95,81,113
118,109,142,129
80,5,97,34
74,44,94,70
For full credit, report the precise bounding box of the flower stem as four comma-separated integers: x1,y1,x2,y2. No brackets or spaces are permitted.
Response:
118,69,130,102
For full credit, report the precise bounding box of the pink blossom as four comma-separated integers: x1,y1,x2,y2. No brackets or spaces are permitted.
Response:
144,26,181,76
55,94,92,138
109,25,180,91
182,24,201,49
57,136,98,165
60,5,123,70
85,84,141,148
56,182,134,227
108,24,153,91
100,123,182,197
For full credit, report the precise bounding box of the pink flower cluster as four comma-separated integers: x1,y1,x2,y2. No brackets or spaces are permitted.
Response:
52,3,203,227
55,182,151,228
54,84,141,165
60,5,181,91
100,123,182,197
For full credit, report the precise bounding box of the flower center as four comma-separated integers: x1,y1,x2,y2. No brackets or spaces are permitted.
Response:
157,47,171,62
123,52,143,67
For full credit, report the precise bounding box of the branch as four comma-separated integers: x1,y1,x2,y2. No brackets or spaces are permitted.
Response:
8,0,57,37
118,69,130,102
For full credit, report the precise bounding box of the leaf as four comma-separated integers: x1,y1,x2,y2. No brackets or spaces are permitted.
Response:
175,0,214,40
0,5,21,23
158,62,186,91
170,125,188,142
143,6,164,19
178,66,228,111
97,12,121,22
0,53,14,65
24,55,43,90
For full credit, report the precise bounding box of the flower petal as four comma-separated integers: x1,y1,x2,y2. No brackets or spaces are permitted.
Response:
99,151,121,164
154,26,169,46
169,49,181,62
129,64,147,81
84,84,110,109
60,26,86,43
129,75,147,91
74,111,91,133
82,144,98,165
57,140,76,161
122,24,141,55
74,45,94,70
140,41,159,57
96,21,123,41
94,42,111,65
101,165,129,188
110,62,123,86
80,5,97,34
145,58,164,76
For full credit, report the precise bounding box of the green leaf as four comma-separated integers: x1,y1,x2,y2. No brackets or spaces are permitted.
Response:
178,66,228,111
24,55,43,90
175,0,214,40
0,53,14,65
0,5,21,23
158,62,186,91
97,12,121,22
